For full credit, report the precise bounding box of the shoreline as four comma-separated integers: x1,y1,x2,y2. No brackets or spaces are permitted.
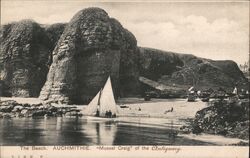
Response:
0,97,249,146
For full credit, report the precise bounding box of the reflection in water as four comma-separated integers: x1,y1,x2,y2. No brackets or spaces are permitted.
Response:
56,117,62,130
43,117,47,129
0,118,214,145
99,122,117,145
84,121,117,145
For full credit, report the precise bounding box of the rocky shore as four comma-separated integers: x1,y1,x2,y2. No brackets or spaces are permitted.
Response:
181,99,249,144
0,100,82,118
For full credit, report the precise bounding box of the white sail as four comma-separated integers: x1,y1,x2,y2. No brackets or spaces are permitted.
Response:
188,86,194,91
84,76,118,117
99,77,118,116
232,87,237,94
84,91,100,115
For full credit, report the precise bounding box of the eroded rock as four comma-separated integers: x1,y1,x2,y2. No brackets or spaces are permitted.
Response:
39,8,139,104
0,20,53,97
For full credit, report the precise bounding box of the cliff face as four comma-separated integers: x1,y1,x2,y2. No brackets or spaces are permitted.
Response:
43,23,67,67
0,20,53,97
44,23,67,48
139,47,184,81
0,7,247,101
39,8,139,104
139,47,247,92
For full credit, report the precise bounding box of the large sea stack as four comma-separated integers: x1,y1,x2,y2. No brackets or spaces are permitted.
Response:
0,20,53,97
44,23,67,48
39,8,139,104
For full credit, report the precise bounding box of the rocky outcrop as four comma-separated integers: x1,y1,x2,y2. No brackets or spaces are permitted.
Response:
0,20,53,97
189,99,249,140
43,23,67,67
0,100,81,118
44,23,66,48
139,47,248,93
39,8,139,104
118,28,140,97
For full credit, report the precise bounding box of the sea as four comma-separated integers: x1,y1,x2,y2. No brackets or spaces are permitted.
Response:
0,117,214,146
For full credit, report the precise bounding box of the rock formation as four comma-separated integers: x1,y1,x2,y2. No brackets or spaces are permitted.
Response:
139,47,247,93
0,100,82,118
0,7,247,102
190,99,249,140
0,20,53,97
44,23,67,48
39,8,139,104
43,23,67,66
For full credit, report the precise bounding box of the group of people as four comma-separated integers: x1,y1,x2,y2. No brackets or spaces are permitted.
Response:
94,109,116,118
128,107,142,111
105,110,116,118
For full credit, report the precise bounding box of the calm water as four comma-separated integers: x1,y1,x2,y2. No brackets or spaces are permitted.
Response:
0,117,214,145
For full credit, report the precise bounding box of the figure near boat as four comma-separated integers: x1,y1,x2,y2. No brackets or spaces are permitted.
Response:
164,107,173,114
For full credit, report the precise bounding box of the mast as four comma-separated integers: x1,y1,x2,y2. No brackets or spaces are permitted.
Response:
98,88,102,113
97,88,102,105
99,76,118,116
85,76,118,116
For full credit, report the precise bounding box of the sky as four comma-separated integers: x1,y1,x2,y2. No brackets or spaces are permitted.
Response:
1,0,249,65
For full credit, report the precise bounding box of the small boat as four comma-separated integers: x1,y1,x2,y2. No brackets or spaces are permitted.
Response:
232,87,238,95
238,89,248,99
144,94,151,101
187,86,196,102
187,95,196,102
201,97,210,102
188,97,195,102
82,76,119,121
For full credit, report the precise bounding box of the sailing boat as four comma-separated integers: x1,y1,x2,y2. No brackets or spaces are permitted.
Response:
232,87,238,95
83,76,119,121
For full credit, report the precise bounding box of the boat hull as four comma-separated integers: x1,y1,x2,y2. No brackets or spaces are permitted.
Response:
201,97,210,102
85,116,119,122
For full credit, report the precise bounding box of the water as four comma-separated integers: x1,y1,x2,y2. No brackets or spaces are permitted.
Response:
0,117,214,146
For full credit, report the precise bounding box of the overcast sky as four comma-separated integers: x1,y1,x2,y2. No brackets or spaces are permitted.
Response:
1,0,249,65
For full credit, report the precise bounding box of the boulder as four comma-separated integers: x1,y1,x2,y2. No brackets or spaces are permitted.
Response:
0,105,14,113
20,109,29,115
2,113,13,118
64,109,82,117
31,110,47,117
0,100,19,106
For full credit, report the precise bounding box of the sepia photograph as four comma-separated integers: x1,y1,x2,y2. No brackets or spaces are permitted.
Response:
0,0,249,157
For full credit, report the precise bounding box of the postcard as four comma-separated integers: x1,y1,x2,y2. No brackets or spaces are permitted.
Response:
0,0,249,158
